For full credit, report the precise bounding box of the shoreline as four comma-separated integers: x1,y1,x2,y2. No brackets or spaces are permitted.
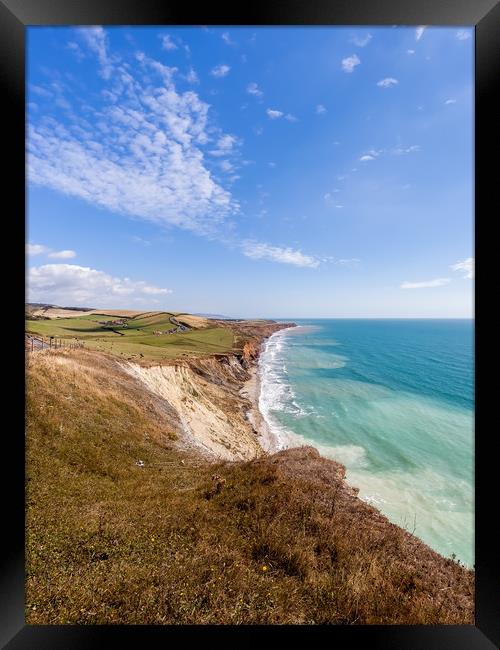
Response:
240,324,301,456
240,360,279,454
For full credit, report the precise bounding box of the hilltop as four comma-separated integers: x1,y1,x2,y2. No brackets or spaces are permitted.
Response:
25,305,288,361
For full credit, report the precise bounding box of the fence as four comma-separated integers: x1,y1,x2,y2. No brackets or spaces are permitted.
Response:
26,335,85,352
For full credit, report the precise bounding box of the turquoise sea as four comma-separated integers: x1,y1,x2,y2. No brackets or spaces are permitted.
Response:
258,319,474,566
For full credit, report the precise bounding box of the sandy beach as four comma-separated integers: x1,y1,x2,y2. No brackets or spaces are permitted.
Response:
240,363,280,454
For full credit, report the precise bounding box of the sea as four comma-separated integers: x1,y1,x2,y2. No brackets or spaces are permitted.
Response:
258,319,474,567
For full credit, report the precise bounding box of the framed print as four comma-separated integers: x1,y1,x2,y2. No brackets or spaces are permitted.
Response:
1,0,497,647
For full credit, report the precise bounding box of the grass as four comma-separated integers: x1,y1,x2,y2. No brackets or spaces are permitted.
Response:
26,312,235,360
26,349,474,625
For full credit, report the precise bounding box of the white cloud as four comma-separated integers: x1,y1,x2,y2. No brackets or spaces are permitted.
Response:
377,77,399,88
416,26,427,41
241,241,319,268
284,113,298,122
208,134,239,157
360,149,382,161
185,67,199,83
210,64,230,78
316,104,327,114
67,41,85,61
392,144,420,154
28,46,237,238
335,258,360,266
350,33,372,47
246,82,263,98
219,160,234,172
27,243,49,256
407,49,416,55
78,26,113,79
28,264,172,307
450,257,474,279
160,34,178,51
456,30,471,40
266,108,283,119
341,54,360,73
444,98,457,105
401,278,451,289
221,32,235,46
47,249,77,259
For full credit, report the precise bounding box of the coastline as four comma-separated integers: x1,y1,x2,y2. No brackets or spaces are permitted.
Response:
240,323,300,455
26,325,475,624
240,359,278,454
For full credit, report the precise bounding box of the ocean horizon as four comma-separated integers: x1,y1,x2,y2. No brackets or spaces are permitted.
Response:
258,318,474,566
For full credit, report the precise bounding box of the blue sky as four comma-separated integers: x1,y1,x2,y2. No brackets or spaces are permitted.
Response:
27,25,474,317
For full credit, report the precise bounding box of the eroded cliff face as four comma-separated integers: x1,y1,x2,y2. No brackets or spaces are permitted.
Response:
122,323,293,460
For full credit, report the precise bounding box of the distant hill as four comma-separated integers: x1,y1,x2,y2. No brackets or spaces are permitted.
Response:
194,312,243,320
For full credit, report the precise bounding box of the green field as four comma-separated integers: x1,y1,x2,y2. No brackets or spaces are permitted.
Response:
26,312,234,360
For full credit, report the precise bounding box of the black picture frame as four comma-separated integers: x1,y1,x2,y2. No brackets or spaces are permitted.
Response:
3,0,497,647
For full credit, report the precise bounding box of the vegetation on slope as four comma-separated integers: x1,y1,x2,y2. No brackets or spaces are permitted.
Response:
26,349,474,624
25,311,235,360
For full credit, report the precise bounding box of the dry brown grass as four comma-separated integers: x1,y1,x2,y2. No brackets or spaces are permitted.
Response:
26,349,474,625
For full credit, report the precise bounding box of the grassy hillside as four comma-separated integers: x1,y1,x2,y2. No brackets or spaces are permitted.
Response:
26,349,474,624
25,311,234,360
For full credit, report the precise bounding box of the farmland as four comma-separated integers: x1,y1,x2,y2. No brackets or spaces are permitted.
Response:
25,311,234,360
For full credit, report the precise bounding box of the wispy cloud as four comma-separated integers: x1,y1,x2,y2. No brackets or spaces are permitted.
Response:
407,49,416,55
131,236,151,247
185,67,199,83
401,277,450,289
284,113,298,122
341,54,361,73
26,243,49,256
392,144,420,154
241,241,319,268
450,257,474,279
67,41,85,61
377,77,399,88
208,134,240,157
246,82,263,98
48,249,77,259
316,104,327,115
359,149,382,162
350,33,372,47
28,264,172,307
444,98,457,105
221,32,236,46
266,108,284,119
335,258,360,267
456,29,471,40
210,64,230,78
415,26,427,41
28,35,237,238
160,34,178,51
78,26,113,79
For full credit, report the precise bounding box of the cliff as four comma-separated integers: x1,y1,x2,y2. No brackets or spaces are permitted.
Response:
121,321,292,460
